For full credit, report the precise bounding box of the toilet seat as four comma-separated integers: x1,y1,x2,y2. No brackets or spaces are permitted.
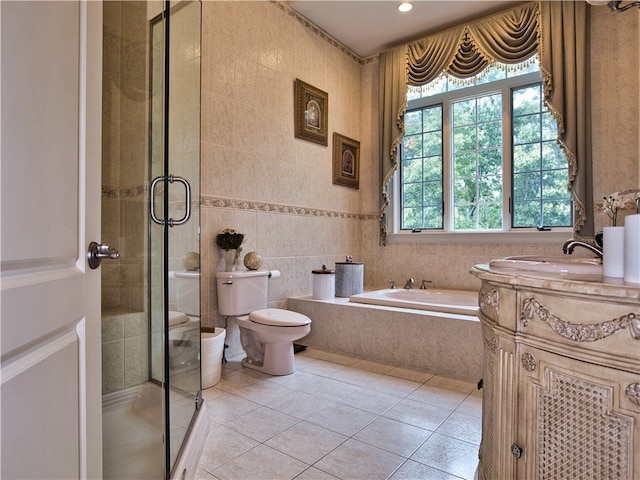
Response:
249,308,311,327
169,311,189,326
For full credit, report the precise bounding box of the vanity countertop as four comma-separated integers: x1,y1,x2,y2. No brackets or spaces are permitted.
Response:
471,263,640,302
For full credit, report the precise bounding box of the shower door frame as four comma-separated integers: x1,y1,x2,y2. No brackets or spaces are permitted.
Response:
149,1,203,477
100,1,202,478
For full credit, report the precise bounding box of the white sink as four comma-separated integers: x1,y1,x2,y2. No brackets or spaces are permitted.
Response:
489,255,603,275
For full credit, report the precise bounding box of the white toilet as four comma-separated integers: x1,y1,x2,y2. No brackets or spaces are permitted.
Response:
169,271,201,372
216,270,311,376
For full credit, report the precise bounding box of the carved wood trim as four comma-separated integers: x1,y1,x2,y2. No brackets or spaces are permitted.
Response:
521,352,537,371
520,297,640,342
480,288,500,315
484,335,498,354
626,383,640,406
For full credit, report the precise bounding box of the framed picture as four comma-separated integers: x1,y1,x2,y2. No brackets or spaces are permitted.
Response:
332,133,360,189
294,79,328,146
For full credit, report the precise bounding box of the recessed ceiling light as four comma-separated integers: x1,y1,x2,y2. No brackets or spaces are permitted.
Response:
398,2,413,13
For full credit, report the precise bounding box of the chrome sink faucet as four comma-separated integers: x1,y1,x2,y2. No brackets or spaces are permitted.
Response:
562,238,603,259
420,279,432,289
404,278,414,289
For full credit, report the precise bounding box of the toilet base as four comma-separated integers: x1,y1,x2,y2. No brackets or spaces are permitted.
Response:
241,341,296,376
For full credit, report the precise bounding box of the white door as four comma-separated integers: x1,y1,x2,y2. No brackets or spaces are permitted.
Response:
1,2,103,478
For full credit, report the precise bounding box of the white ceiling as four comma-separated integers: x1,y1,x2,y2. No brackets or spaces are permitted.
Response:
287,0,527,58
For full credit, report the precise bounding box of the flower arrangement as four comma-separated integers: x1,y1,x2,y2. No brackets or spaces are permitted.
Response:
216,228,244,271
599,190,640,226
215,228,244,251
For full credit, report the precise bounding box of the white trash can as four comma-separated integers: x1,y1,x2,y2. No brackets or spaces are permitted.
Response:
201,328,226,389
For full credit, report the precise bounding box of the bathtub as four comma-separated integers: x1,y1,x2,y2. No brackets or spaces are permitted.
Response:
288,288,483,381
349,288,478,316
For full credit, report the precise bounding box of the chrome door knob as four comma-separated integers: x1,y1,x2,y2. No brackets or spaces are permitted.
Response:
87,241,120,269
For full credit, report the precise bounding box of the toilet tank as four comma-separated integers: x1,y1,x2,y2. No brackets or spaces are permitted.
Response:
173,271,200,316
216,270,269,316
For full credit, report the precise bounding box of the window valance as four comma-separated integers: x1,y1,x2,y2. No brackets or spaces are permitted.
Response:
379,1,592,245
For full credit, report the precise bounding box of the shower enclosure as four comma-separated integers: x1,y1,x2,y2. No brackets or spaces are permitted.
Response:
101,1,203,478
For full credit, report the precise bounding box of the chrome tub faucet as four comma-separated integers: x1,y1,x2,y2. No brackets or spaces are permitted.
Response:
404,278,414,289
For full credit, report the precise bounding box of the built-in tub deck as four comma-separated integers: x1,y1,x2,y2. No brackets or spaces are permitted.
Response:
288,289,482,382
350,288,478,316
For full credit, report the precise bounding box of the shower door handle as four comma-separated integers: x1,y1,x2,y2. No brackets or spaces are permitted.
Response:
150,174,191,227
87,241,120,269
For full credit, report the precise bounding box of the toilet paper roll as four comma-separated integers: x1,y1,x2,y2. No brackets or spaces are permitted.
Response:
268,270,281,279
603,226,625,278
624,214,640,283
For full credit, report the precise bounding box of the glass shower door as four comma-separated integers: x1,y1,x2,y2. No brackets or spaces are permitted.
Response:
149,1,202,475
101,1,201,479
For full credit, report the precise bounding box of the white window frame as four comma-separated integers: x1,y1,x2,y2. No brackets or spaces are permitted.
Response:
388,71,573,245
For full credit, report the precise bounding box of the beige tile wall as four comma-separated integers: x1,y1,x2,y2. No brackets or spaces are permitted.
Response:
200,3,639,336
200,2,366,332
590,6,640,232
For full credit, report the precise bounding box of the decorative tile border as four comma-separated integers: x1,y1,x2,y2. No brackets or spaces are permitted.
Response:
272,1,377,65
102,184,147,199
201,195,376,221
102,187,375,221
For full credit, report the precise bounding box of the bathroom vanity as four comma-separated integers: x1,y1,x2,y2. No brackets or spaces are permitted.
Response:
471,263,640,479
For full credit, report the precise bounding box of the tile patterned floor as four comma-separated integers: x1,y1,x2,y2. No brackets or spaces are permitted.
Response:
196,348,482,480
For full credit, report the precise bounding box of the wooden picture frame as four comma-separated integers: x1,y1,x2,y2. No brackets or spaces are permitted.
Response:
294,79,328,146
332,133,360,189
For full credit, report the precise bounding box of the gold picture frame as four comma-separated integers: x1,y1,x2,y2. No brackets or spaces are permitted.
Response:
332,133,360,189
294,79,328,146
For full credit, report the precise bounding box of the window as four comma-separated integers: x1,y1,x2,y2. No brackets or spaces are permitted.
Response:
398,60,572,234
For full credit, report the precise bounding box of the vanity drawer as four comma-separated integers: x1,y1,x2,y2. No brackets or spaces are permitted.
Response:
515,289,640,366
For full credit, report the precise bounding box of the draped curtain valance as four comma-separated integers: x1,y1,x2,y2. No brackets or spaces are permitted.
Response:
407,4,539,85
379,1,592,245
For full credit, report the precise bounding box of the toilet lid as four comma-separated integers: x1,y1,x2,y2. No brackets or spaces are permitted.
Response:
249,308,311,327
169,311,189,326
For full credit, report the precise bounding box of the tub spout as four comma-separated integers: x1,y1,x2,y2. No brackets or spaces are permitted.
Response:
404,278,414,289
562,238,603,259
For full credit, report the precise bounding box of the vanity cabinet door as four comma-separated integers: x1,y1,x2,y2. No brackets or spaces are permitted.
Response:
516,345,640,480
478,316,519,480
478,321,496,480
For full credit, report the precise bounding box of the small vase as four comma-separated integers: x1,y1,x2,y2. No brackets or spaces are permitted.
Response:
222,249,237,271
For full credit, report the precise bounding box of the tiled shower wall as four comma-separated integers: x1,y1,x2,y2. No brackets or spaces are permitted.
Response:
101,1,150,393
200,1,639,341
102,1,148,314
101,1,203,393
